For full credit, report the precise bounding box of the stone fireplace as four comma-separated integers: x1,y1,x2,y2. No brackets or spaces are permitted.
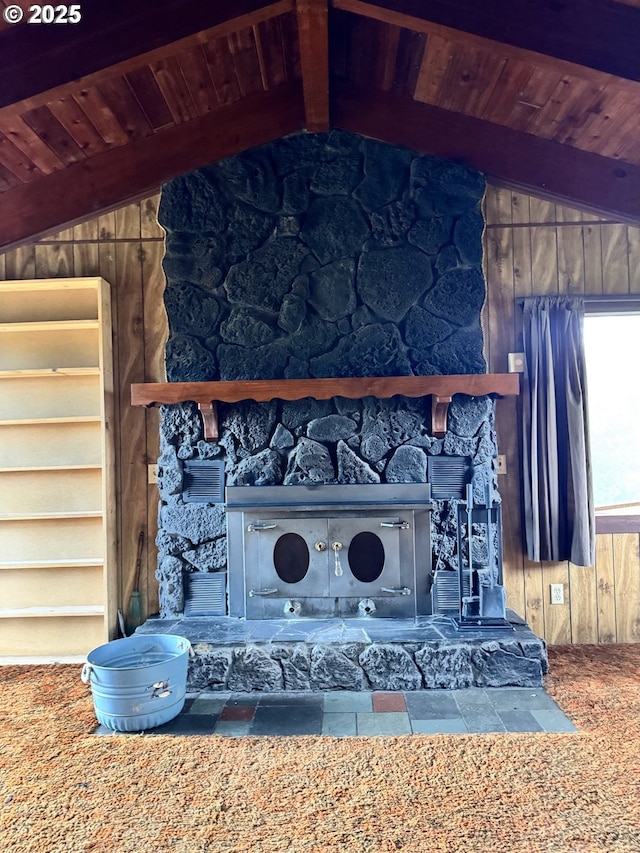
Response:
139,130,547,690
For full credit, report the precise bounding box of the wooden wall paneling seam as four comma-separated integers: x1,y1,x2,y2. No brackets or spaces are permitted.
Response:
391,28,426,97
582,219,604,294
595,533,617,642
150,56,200,124
0,160,22,191
480,59,537,127
556,219,586,295
175,45,222,114
114,237,149,620
97,77,155,141
227,27,265,98
71,87,131,148
526,75,592,140
484,184,513,226
73,216,100,242
98,277,118,638
73,241,100,278
552,82,606,147
141,238,167,616
0,130,44,183
413,32,452,105
569,561,598,643
34,243,74,279
203,37,244,105
253,16,289,90
483,215,527,618
523,559,546,640
613,533,640,642
629,226,640,293
115,202,142,241
124,67,176,131
46,97,111,158
377,22,401,91
510,196,533,299
0,115,65,175
601,225,631,294
542,560,572,644
97,239,120,615
140,194,164,240
3,245,35,279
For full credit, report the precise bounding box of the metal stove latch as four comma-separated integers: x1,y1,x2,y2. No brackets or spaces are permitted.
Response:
331,541,343,576
379,521,410,529
381,586,412,596
248,588,278,597
247,522,277,532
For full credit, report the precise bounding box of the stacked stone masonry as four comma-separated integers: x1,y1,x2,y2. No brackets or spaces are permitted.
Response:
155,131,500,621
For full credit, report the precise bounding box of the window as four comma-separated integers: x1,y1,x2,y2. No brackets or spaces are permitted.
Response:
583,311,640,533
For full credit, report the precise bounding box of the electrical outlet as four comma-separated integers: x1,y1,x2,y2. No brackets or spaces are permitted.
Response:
508,352,526,373
550,583,565,605
496,455,507,475
148,464,158,484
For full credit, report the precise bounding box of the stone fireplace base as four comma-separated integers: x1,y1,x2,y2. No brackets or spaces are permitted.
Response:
135,610,547,692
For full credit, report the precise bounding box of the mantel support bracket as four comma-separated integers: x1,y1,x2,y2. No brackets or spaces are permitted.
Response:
197,402,218,441
431,395,452,438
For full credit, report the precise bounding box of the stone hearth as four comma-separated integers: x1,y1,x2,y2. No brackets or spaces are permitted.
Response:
137,612,547,692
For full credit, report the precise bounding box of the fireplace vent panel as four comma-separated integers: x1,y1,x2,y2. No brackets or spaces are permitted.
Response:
183,572,226,616
182,460,225,504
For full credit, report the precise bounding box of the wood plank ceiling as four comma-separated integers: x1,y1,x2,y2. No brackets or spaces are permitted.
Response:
0,0,638,250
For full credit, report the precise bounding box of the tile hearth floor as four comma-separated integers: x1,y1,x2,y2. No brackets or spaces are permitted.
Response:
95,687,577,737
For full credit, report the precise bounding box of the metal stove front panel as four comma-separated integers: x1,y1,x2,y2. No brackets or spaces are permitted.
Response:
241,511,415,619
225,484,433,620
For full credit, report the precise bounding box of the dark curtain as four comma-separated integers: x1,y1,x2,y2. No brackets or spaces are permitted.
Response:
522,296,595,566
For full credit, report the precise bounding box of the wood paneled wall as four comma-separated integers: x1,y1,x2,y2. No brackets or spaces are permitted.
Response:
0,196,167,624
2,186,639,645
483,185,640,644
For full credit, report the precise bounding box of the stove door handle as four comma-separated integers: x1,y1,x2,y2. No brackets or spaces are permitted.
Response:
248,588,279,597
379,521,410,529
381,586,412,596
247,522,278,532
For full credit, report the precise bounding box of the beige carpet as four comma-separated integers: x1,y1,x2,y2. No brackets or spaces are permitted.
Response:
0,644,638,853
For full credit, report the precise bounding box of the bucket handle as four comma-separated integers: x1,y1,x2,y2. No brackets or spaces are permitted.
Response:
80,663,93,685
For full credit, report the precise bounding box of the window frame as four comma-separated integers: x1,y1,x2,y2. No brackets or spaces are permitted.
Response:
584,302,640,534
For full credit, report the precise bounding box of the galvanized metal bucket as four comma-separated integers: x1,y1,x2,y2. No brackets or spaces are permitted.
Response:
81,634,191,732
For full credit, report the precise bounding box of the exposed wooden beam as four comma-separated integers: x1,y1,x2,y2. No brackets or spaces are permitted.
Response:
333,80,640,223
0,83,304,251
296,0,330,131
332,0,640,82
0,0,293,109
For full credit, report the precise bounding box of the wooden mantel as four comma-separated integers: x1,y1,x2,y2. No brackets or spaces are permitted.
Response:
131,374,519,440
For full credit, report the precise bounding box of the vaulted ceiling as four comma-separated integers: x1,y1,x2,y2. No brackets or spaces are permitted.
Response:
0,0,639,251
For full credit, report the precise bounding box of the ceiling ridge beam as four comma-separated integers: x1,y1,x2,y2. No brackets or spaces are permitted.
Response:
333,79,640,224
0,0,294,112
0,82,305,252
332,0,640,91
296,0,330,131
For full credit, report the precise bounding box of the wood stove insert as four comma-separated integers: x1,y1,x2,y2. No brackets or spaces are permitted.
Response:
225,484,433,620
